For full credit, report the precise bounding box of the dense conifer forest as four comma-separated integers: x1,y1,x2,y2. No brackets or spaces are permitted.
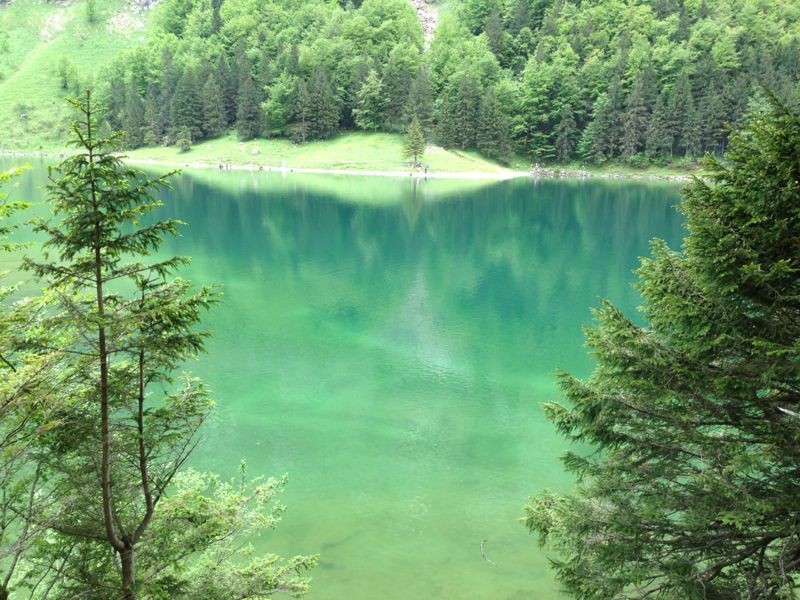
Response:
100,0,800,165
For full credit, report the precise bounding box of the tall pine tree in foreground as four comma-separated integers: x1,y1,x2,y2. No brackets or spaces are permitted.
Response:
21,92,315,599
525,96,800,598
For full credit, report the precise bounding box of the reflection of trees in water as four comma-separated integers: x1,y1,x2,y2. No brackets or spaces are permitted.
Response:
156,174,684,368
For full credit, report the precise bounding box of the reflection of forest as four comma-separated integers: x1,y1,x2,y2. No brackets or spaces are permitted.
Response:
3,162,685,376
155,172,684,377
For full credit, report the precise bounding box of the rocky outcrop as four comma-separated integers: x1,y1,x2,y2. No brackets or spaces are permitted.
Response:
409,0,438,43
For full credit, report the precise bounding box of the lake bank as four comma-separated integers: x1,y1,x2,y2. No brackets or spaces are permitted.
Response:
0,149,696,183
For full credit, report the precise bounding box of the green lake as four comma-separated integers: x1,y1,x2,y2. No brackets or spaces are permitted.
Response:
4,163,685,599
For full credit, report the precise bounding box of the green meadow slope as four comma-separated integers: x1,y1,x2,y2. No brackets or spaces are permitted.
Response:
0,0,151,150
125,130,519,175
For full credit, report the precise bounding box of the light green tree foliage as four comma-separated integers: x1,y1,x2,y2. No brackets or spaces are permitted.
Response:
0,169,79,600
262,72,295,136
0,166,48,600
525,97,800,598
24,468,316,598
353,69,387,131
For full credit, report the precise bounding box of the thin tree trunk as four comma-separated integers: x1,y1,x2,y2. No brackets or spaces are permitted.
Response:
88,97,124,556
133,345,154,542
120,545,136,600
84,92,127,600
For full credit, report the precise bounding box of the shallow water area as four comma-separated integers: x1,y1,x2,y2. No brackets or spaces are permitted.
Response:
3,161,685,599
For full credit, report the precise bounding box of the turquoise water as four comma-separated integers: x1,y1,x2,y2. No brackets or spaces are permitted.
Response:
4,163,685,599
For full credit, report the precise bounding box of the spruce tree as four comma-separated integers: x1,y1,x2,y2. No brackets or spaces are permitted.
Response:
24,91,216,599
307,65,339,140
645,91,673,160
681,92,703,158
123,77,145,149
453,72,481,149
586,93,614,163
554,103,577,163
107,75,127,131
525,97,800,599
402,67,433,131
667,72,694,155
157,48,179,132
436,100,457,148
211,0,222,33
236,71,262,140
344,56,372,129
485,9,504,58
290,78,311,144
216,55,237,126
620,72,649,159
476,88,511,162
402,116,425,165
143,83,162,147
201,73,227,138
170,69,203,142
231,39,249,109
18,92,317,599
382,44,418,129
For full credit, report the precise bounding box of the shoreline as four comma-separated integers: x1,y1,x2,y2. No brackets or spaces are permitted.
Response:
0,149,695,183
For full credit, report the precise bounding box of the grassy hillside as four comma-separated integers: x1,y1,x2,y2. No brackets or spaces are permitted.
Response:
0,0,151,150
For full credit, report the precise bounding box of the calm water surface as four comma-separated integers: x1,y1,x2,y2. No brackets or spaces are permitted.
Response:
5,163,685,599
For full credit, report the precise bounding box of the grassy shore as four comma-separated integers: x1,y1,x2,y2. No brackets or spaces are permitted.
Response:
2,129,697,182
116,131,694,181
123,131,518,176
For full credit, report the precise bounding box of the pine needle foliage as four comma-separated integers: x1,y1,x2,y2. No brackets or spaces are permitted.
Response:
524,95,800,599
23,91,217,599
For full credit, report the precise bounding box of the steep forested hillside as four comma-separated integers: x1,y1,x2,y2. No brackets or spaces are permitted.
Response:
2,0,800,166
442,0,800,163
